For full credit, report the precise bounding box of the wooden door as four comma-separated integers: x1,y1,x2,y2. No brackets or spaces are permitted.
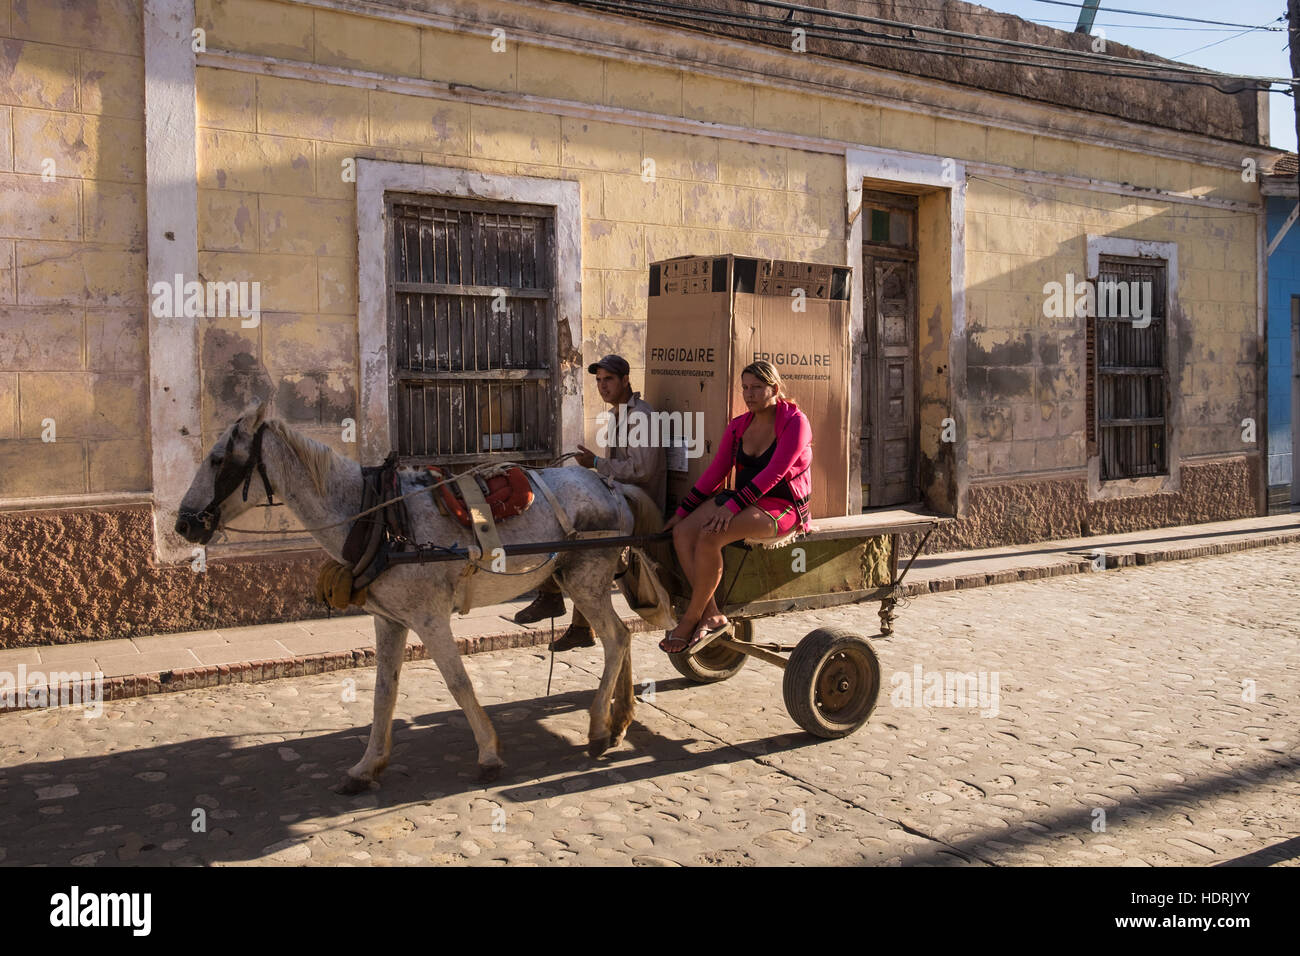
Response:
863,256,917,507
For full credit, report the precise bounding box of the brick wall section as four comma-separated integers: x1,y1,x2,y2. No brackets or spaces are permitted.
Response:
591,0,1265,145
912,457,1256,553
0,503,340,646
0,0,149,497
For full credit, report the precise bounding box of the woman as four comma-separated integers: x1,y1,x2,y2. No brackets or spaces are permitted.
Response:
660,360,813,654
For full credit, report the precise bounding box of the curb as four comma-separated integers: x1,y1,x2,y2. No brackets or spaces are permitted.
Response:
0,616,658,716
5,529,1298,715
899,530,1300,598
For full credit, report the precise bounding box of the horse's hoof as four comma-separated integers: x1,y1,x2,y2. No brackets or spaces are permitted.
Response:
587,735,611,759
333,774,373,795
478,761,504,783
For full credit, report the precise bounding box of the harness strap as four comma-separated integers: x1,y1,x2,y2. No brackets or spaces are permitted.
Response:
528,470,577,539
242,423,275,505
527,469,623,547
453,472,505,562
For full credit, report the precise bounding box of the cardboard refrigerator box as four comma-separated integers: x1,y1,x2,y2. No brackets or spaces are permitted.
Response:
643,256,734,511
644,254,852,519
731,269,851,520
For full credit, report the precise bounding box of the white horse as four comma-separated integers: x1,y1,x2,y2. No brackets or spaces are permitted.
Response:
174,401,662,792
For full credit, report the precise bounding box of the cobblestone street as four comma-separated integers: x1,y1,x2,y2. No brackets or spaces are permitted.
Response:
2,545,1298,867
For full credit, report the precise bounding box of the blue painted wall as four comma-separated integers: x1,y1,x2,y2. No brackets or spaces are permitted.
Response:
1266,195,1296,489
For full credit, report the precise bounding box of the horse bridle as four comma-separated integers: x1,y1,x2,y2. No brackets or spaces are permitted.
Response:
196,422,277,532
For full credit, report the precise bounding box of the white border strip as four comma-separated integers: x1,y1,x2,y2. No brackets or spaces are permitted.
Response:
144,0,202,564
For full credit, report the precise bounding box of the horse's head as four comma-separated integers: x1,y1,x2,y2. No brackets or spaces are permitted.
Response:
175,400,274,545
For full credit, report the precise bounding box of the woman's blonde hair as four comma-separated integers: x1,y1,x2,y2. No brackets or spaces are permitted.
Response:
741,359,796,406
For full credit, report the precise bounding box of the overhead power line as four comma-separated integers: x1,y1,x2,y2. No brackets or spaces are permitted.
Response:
826,0,1284,32
557,0,1291,90
730,0,1287,78
1175,20,1282,59
1031,18,1283,32
1027,0,1286,30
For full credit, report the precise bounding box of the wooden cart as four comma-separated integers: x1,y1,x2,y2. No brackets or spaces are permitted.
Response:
390,506,947,740
660,508,946,739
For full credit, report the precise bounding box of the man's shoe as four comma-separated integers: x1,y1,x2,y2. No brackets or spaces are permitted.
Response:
550,624,596,652
513,590,567,624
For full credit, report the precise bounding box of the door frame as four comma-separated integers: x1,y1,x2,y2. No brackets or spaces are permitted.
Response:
844,148,968,516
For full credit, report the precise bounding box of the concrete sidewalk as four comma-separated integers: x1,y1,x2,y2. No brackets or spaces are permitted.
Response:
901,512,1300,592
3,513,1297,710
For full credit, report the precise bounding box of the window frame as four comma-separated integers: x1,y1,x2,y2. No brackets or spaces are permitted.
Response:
1091,253,1169,481
1084,236,1182,500
383,192,558,465
356,161,583,470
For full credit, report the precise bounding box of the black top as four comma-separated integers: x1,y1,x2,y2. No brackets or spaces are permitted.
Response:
735,438,795,504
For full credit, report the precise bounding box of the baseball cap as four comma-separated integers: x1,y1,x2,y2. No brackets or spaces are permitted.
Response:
587,354,630,377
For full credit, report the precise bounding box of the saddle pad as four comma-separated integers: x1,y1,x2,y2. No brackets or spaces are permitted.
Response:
429,466,534,528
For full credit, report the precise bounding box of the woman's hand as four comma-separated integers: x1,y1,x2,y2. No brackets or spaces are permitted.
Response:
704,509,733,534
663,512,682,532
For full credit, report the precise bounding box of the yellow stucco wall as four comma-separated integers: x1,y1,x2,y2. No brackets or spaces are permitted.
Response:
189,0,1261,483
0,0,1263,503
0,0,148,498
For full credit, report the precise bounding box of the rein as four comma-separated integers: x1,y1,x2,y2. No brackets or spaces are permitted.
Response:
217,451,580,536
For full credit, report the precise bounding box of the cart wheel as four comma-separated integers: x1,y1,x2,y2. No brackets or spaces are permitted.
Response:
668,618,752,684
783,627,881,739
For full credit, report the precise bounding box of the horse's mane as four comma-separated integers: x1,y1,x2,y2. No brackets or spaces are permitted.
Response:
262,418,336,497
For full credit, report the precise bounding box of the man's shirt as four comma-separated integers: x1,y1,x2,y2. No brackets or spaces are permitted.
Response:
595,391,667,514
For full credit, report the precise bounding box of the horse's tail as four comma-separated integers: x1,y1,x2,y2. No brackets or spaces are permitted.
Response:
615,483,663,536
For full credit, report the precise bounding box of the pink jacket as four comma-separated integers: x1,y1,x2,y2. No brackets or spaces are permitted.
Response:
676,400,813,531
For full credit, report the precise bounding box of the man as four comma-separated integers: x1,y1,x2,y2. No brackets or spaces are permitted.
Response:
514,354,667,649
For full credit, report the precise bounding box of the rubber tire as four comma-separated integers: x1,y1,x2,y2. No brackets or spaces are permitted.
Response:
668,618,753,683
782,627,881,739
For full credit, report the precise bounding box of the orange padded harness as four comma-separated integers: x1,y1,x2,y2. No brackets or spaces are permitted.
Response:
427,465,534,528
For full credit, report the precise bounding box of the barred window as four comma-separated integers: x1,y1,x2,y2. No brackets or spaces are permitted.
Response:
386,195,556,463
1088,255,1168,480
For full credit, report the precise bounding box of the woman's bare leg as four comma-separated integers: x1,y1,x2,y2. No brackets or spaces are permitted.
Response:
669,504,720,641
665,507,774,651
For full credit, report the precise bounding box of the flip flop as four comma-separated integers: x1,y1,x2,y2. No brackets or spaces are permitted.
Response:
660,620,733,655
659,629,690,654
685,620,732,657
